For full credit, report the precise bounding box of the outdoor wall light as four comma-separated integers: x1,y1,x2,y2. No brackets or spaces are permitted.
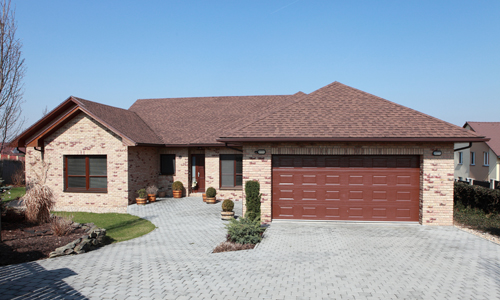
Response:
255,149,266,155
432,150,442,156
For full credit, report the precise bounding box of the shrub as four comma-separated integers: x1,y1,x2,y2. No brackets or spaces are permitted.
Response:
206,187,217,198
172,181,183,191
11,161,25,187
137,188,147,199
222,199,234,212
146,185,158,195
51,215,73,236
225,216,265,245
245,180,261,220
454,182,500,214
22,181,55,224
213,241,254,253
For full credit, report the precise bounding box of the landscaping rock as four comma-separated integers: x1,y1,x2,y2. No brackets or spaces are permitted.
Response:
48,223,107,259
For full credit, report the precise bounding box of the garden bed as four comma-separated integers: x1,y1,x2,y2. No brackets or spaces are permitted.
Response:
0,209,86,266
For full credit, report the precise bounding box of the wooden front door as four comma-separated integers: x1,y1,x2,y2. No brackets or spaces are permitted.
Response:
191,154,205,193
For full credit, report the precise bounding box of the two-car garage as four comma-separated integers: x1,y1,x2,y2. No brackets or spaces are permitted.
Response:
272,155,421,222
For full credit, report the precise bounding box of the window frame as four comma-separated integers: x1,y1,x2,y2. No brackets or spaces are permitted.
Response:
160,154,176,175
64,155,107,193
219,154,243,189
470,152,475,166
484,151,489,166
458,152,463,165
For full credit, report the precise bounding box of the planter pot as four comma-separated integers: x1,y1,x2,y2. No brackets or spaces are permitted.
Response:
148,194,156,202
202,193,206,202
136,197,147,205
173,190,182,198
221,211,235,220
206,197,216,204
158,191,166,197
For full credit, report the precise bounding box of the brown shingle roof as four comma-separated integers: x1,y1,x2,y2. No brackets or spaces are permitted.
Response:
129,94,299,145
72,97,163,145
219,82,484,142
466,122,500,157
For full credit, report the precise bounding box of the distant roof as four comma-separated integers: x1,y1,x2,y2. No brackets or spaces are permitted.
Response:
219,82,484,142
465,122,500,157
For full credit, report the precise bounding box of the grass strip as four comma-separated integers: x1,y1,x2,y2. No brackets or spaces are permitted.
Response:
53,211,156,243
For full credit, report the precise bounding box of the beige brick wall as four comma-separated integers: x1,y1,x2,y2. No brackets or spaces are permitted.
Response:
127,146,159,203
26,112,129,213
242,142,455,225
204,147,244,202
158,148,189,196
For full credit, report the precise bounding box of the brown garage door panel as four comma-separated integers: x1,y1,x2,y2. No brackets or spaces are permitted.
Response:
272,155,420,221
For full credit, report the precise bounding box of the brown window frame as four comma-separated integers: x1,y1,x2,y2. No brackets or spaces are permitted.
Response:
220,154,243,189
64,155,107,193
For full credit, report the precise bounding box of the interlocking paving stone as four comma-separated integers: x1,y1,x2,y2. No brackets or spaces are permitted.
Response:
1,197,500,299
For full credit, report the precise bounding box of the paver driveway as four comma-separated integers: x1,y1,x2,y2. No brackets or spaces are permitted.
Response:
1,197,500,300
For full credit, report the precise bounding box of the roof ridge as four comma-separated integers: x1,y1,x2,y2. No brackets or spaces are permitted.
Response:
135,94,293,102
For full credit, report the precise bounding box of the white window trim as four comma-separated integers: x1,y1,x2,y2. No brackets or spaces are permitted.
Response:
484,151,489,166
458,152,463,165
471,152,475,166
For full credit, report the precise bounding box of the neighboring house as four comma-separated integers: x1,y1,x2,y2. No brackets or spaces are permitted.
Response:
11,82,486,225
455,122,500,184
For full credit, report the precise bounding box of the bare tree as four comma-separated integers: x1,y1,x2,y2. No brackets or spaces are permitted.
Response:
0,0,24,241
0,0,24,154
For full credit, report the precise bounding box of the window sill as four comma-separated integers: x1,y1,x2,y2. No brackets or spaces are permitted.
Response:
219,187,243,190
483,165,489,167
64,190,108,194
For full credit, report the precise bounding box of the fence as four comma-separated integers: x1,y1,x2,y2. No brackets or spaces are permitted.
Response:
0,155,25,185
456,178,500,190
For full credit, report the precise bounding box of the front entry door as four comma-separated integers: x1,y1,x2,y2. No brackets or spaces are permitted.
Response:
191,154,205,193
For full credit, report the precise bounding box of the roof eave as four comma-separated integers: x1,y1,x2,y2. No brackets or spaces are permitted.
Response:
216,137,490,143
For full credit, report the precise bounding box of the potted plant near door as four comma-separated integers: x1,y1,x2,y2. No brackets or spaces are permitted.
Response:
221,199,235,220
206,187,217,204
202,193,207,202
158,187,166,198
172,181,183,198
136,188,147,205
146,185,159,202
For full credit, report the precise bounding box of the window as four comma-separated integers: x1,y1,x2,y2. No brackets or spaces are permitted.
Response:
458,152,463,164
160,154,176,175
65,155,107,192
470,152,475,166
220,154,242,188
484,152,489,166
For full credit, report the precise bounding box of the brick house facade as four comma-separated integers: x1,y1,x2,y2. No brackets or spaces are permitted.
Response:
13,82,486,225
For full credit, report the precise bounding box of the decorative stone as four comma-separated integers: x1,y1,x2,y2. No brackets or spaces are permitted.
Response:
48,223,107,259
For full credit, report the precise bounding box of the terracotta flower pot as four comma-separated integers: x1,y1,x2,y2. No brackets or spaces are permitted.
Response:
221,211,235,220
202,193,206,202
136,198,147,205
173,190,182,198
148,194,156,202
158,191,166,197
206,197,216,204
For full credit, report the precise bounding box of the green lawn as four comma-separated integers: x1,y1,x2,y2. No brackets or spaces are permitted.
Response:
53,211,156,243
454,202,500,236
2,186,26,202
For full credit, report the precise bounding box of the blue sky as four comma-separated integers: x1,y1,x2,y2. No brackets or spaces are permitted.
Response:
14,0,500,128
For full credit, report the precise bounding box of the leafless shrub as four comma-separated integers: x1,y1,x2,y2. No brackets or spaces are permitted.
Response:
51,215,73,236
213,241,255,253
22,180,55,224
11,160,25,186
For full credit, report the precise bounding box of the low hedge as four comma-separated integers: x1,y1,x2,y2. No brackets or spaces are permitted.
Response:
454,182,500,214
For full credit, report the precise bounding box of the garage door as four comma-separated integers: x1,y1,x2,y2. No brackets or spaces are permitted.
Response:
272,155,420,222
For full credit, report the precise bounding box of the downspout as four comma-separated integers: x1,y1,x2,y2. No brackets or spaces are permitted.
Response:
454,142,472,152
15,147,25,155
